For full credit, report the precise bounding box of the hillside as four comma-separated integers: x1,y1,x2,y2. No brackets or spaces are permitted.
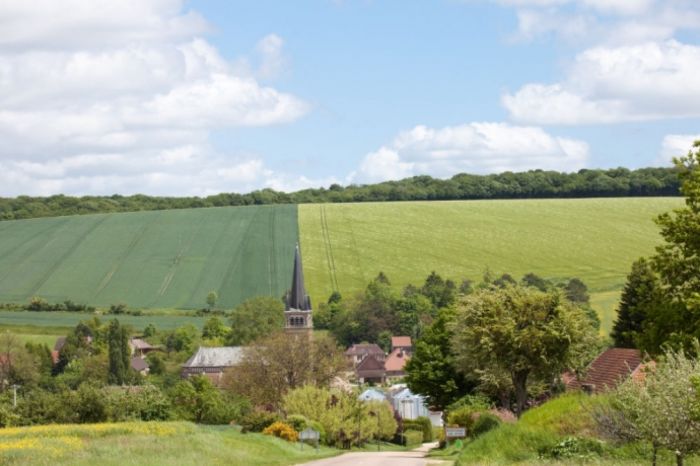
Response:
299,198,682,332
0,205,298,309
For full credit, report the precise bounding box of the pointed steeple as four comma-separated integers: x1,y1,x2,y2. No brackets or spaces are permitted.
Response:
287,244,311,311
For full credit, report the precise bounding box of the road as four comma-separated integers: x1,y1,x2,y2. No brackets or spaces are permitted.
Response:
296,443,445,466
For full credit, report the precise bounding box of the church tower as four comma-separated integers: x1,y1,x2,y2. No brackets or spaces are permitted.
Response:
285,244,313,335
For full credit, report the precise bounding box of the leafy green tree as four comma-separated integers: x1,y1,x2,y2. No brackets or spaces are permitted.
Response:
405,309,473,411
164,324,198,354
205,291,218,310
421,271,456,308
611,258,659,348
170,375,241,424
107,319,130,385
564,278,590,304
521,273,549,292
202,316,229,341
451,285,598,417
228,296,284,345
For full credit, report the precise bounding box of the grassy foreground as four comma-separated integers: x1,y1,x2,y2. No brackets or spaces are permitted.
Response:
0,421,339,466
300,198,681,334
0,204,298,309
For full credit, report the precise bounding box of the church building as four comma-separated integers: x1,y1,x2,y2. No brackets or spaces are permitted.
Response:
284,245,313,335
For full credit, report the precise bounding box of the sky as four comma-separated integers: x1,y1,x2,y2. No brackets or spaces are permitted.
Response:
0,0,699,196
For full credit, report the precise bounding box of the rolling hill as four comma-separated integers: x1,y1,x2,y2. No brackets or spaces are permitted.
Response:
299,198,683,332
0,204,298,309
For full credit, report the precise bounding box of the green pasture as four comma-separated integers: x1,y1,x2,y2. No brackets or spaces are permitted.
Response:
299,198,682,334
0,311,207,333
0,205,298,309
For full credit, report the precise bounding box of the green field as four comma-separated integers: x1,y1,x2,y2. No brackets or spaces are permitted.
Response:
0,205,298,309
0,422,339,466
299,198,682,333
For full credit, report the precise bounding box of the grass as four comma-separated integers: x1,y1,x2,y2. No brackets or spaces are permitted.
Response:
299,198,681,334
0,311,208,332
0,421,340,466
452,393,699,465
0,204,298,310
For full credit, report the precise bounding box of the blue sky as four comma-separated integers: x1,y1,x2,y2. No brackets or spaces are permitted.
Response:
0,0,698,195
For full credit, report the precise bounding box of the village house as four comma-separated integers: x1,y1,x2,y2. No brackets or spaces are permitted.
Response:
181,346,244,384
565,347,651,394
345,343,385,367
385,336,412,380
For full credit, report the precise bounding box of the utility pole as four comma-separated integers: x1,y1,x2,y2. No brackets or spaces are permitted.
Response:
11,384,19,407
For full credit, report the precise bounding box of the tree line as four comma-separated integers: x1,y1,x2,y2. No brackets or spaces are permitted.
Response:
0,166,680,220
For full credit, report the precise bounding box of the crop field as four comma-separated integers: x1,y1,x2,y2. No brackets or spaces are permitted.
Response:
0,311,207,332
0,421,338,466
299,198,682,333
0,205,298,310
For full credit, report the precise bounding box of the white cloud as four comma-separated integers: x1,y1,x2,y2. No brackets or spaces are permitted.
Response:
503,40,700,125
0,1,309,196
356,123,588,183
660,134,700,163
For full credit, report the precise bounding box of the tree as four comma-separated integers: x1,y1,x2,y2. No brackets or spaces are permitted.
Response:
596,344,700,466
205,291,218,310
107,319,130,385
521,273,549,292
202,316,229,341
564,278,590,304
170,375,238,424
420,271,456,308
0,332,40,388
611,258,659,348
451,285,598,417
223,332,346,408
228,296,285,345
653,140,700,310
405,308,473,411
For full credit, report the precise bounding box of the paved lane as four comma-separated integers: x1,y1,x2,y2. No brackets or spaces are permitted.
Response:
296,443,441,466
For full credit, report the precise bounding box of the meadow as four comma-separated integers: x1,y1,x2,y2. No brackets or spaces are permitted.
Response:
299,198,682,334
0,205,298,310
0,421,338,466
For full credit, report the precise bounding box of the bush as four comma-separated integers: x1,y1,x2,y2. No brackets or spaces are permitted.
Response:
404,430,424,447
286,414,308,432
403,416,433,442
447,406,477,436
473,413,501,437
238,409,280,433
538,436,604,460
263,421,299,442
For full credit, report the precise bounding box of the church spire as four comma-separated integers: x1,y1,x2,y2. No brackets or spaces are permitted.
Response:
287,244,311,311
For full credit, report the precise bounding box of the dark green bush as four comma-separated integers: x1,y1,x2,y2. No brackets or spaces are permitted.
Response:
472,413,501,438
238,409,280,433
404,416,433,442
286,414,309,432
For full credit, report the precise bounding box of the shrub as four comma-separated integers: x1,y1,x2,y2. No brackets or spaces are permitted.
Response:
538,436,604,460
404,430,424,447
447,406,477,436
238,410,280,433
263,421,299,442
286,414,308,432
404,416,433,442
473,413,501,438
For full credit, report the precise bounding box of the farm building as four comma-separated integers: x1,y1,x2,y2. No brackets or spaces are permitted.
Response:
129,338,158,357
181,346,244,384
565,348,651,394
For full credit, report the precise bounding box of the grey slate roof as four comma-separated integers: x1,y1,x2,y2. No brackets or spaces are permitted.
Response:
182,347,244,368
287,245,312,311
131,356,149,372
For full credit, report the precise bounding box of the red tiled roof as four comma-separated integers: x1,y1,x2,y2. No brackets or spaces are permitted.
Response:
391,336,412,348
567,348,643,394
385,348,409,373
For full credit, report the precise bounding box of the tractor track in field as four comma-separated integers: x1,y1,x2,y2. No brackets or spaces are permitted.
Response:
28,215,110,297
155,219,205,302
0,217,69,264
320,204,339,292
94,212,163,299
218,208,260,303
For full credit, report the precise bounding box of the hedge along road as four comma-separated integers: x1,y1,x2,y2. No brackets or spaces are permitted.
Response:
0,204,298,310
296,443,441,466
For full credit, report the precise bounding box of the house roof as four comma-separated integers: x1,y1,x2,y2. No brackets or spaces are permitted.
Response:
345,343,384,356
130,357,149,372
391,336,412,348
359,388,387,402
567,348,643,394
130,338,155,351
54,336,67,351
182,347,244,368
356,354,386,376
385,348,409,372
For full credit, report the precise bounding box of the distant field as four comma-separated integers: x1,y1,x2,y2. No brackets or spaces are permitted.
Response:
0,311,207,333
0,205,298,309
299,198,681,334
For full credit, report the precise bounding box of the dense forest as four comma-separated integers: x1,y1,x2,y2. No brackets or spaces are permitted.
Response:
0,166,679,221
